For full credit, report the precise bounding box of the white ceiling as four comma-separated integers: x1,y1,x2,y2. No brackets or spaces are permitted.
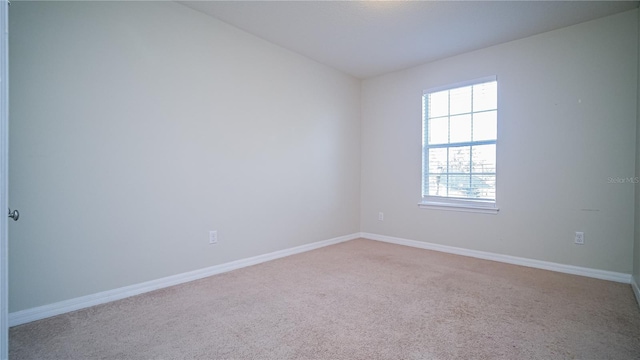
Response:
180,1,639,79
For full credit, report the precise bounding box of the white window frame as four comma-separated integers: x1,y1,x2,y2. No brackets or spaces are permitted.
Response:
419,76,499,214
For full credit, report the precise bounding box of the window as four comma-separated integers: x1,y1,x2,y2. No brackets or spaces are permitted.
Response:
420,77,498,214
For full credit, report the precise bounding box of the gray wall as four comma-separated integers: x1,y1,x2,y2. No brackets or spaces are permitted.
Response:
8,1,361,312
360,10,638,274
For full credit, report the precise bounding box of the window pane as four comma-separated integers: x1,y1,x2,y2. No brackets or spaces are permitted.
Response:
448,146,470,174
449,86,471,115
471,175,495,200
472,110,497,141
428,148,447,174
428,116,448,145
449,114,471,144
428,90,449,118
422,78,497,203
428,175,447,196
472,144,496,173
473,81,497,111
447,174,471,198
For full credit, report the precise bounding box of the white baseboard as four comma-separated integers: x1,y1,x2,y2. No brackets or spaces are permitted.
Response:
360,233,632,284
10,232,633,327
9,233,360,327
632,276,640,308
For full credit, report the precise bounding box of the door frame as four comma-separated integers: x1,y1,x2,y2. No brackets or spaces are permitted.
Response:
0,0,9,358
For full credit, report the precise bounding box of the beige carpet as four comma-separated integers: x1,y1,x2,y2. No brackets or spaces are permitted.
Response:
9,239,640,359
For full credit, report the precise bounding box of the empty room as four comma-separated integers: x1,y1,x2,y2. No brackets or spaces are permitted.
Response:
3,0,640,359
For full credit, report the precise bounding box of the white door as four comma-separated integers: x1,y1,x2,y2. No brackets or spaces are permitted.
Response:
0,0,9,358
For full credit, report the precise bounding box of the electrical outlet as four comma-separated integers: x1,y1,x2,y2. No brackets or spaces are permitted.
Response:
209,230,218,245
574,232,584,245
378,212,384,221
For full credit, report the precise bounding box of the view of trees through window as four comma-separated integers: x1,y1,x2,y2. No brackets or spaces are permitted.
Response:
422,79,497,202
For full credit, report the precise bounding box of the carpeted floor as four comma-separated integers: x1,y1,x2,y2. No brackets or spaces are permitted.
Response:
9,238,640,359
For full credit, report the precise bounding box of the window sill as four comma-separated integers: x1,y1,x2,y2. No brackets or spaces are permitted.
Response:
418,201,499,214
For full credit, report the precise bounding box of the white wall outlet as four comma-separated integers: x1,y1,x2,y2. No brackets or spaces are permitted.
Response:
209,230,218,245
574,231,584,245
378,212,384,221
